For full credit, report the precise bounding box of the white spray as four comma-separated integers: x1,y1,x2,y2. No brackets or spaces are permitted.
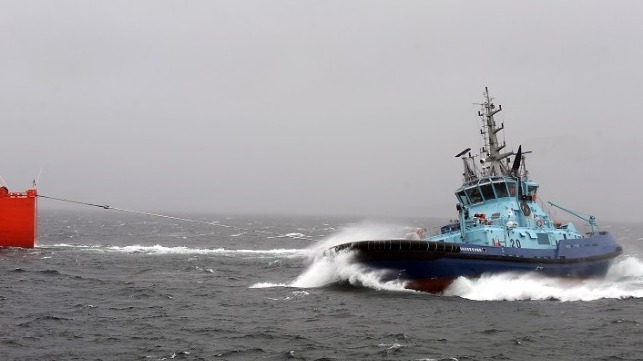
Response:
443,256,643,301
253,221,414,291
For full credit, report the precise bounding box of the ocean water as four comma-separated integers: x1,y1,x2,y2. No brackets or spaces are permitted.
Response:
1,210,642,360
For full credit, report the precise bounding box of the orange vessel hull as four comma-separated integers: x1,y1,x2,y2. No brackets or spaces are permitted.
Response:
0,187,37,248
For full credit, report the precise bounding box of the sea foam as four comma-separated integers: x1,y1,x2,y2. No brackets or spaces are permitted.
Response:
444,256,643,301
48,243,311,258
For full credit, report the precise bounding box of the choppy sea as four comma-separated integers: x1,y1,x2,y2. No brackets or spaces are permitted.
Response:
1,210,642,360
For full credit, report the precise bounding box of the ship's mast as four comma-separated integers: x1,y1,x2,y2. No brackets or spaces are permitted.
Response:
478,87,513,177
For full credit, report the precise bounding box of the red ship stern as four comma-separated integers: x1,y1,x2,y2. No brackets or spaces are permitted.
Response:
0,186,37,248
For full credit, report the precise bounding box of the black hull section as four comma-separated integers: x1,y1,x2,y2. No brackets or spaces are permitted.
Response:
333,240,461,261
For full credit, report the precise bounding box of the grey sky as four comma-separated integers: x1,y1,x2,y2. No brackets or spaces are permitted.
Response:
1,1,642,222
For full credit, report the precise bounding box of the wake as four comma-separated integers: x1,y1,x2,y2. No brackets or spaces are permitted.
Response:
46,243,312,258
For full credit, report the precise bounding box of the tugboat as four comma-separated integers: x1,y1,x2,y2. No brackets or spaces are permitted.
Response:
0,180,38,248
332,88,623,293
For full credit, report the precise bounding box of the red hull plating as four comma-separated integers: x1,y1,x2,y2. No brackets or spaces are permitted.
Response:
405,278,455,294
0,187,37,248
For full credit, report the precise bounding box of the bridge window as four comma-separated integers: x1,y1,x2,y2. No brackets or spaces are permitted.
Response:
465,187,483,204
527,185,538,197
507,182,517,197
456,191,470,205
480,183,495,200
493,182,509,198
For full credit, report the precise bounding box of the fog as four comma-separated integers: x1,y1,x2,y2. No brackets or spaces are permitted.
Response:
1,1,642,222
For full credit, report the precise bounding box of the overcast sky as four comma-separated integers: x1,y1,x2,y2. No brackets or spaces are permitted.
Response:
1,1,642,222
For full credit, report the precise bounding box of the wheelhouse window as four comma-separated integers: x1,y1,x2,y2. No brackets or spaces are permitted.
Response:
507,182,517,197
493,182,509,198
465,187,483,204
456,191,470,206
480,183,495,201
527,185,538,197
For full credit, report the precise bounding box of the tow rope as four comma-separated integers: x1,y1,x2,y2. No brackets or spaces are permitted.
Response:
37,194,314,241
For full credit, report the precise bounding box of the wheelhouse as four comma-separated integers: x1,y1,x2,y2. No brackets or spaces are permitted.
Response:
456,177,520,206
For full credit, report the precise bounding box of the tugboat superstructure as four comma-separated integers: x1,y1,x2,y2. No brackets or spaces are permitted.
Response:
332,88,622,293
444,88,584,248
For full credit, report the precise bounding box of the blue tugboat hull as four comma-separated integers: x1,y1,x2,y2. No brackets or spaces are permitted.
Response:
372,255,616,279
332,232,622,293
